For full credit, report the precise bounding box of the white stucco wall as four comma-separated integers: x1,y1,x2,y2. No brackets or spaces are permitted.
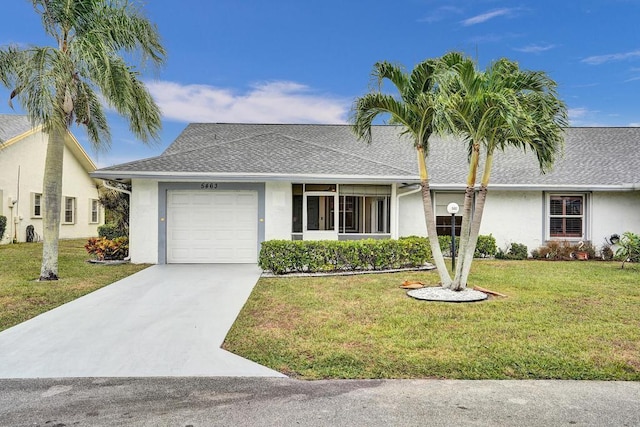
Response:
397,189,545,252
0,131,102,244
397,191,428,237
129,179,159,263
265,181,292,240
397,189,640,254
591,191,640,246
478,190,544,253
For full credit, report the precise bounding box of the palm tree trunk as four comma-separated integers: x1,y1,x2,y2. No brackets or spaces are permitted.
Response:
39,126,66,281
450,146,480,291
459,152,494,287
417,146,452,287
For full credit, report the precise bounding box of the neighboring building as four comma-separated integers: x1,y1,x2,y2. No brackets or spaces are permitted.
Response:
92,123,640,264
0,115,103,244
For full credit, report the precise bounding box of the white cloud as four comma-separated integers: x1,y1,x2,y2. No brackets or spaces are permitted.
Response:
419,6,463,23
514,44,556,54
568,107,589,119
581,49,640,65
629,122,640,127
145,80,349,124
461,8,512,26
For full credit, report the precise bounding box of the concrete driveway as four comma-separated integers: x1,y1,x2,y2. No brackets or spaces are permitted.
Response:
0,264,286,378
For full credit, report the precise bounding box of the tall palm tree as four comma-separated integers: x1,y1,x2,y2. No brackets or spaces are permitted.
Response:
351,58,457,287
0,0,165,280
434,55,568,290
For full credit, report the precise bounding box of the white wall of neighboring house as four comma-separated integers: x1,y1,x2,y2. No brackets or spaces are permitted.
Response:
265,181,292,240
0,130,102,244
129,178,159,263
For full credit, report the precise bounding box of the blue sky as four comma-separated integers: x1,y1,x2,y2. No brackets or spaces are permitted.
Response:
1,0,639,167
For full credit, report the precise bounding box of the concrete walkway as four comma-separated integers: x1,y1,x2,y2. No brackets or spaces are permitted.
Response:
0,264,285,378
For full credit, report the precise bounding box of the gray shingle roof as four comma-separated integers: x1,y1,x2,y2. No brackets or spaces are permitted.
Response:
95,124,640,188
0,115,32,143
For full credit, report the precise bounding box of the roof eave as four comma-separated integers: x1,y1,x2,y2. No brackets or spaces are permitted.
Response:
90,171,420,184
428,183,640,192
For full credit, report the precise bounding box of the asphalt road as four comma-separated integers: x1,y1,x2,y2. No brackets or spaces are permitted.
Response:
1,378,639,426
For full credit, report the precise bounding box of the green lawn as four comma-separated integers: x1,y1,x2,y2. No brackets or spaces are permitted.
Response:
224,260,640,380
0,239,149,331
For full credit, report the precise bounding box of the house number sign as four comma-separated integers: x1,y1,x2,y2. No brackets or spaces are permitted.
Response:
200,182,218,189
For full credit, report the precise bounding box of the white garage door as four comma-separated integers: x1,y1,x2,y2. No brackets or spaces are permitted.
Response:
167,190,258,263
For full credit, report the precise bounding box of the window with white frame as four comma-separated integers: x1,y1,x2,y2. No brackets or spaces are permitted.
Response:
89,199,100,223
549,195,585,238
31,192,43,218
63,197,76,224
435,192,465,236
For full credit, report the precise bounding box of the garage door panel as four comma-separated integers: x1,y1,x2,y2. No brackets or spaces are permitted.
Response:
167,190,258,263
236,193,257,205
212,193,235,205
169,193,191,205
192,211,212,223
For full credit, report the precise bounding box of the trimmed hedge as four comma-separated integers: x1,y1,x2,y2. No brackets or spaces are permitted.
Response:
259,237,432,275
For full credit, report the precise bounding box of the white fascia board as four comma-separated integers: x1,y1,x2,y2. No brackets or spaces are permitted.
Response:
90,171,419,184
427,183,640,192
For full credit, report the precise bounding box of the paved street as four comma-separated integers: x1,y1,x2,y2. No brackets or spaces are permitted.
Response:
1,377,638,426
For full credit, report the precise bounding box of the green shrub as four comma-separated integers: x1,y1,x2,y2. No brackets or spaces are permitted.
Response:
496,242,528,260
259,238,432,275
85,236,129,261
615,232,640,268
98,223,127,240
438,234,496,258
475,234,497,258
0,215,6,241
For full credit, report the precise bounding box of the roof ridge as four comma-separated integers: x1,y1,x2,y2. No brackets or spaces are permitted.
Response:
161,130,280,156
278,132,417,175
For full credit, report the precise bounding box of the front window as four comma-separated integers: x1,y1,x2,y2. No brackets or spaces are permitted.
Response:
64,197,76,224
549,195,584,238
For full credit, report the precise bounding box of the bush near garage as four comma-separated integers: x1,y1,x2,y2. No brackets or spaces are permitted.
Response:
259,237,432,275
85,236,129,261
98,223,127,240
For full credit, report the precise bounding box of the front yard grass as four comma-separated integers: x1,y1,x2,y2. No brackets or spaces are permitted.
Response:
0,239,149,331
224,260,640,380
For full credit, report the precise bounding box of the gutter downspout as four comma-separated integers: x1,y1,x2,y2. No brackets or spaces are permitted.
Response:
395,184,421,239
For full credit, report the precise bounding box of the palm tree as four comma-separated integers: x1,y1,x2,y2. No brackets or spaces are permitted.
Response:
0,0,165,280
433,55,568,290
351,58,457,287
